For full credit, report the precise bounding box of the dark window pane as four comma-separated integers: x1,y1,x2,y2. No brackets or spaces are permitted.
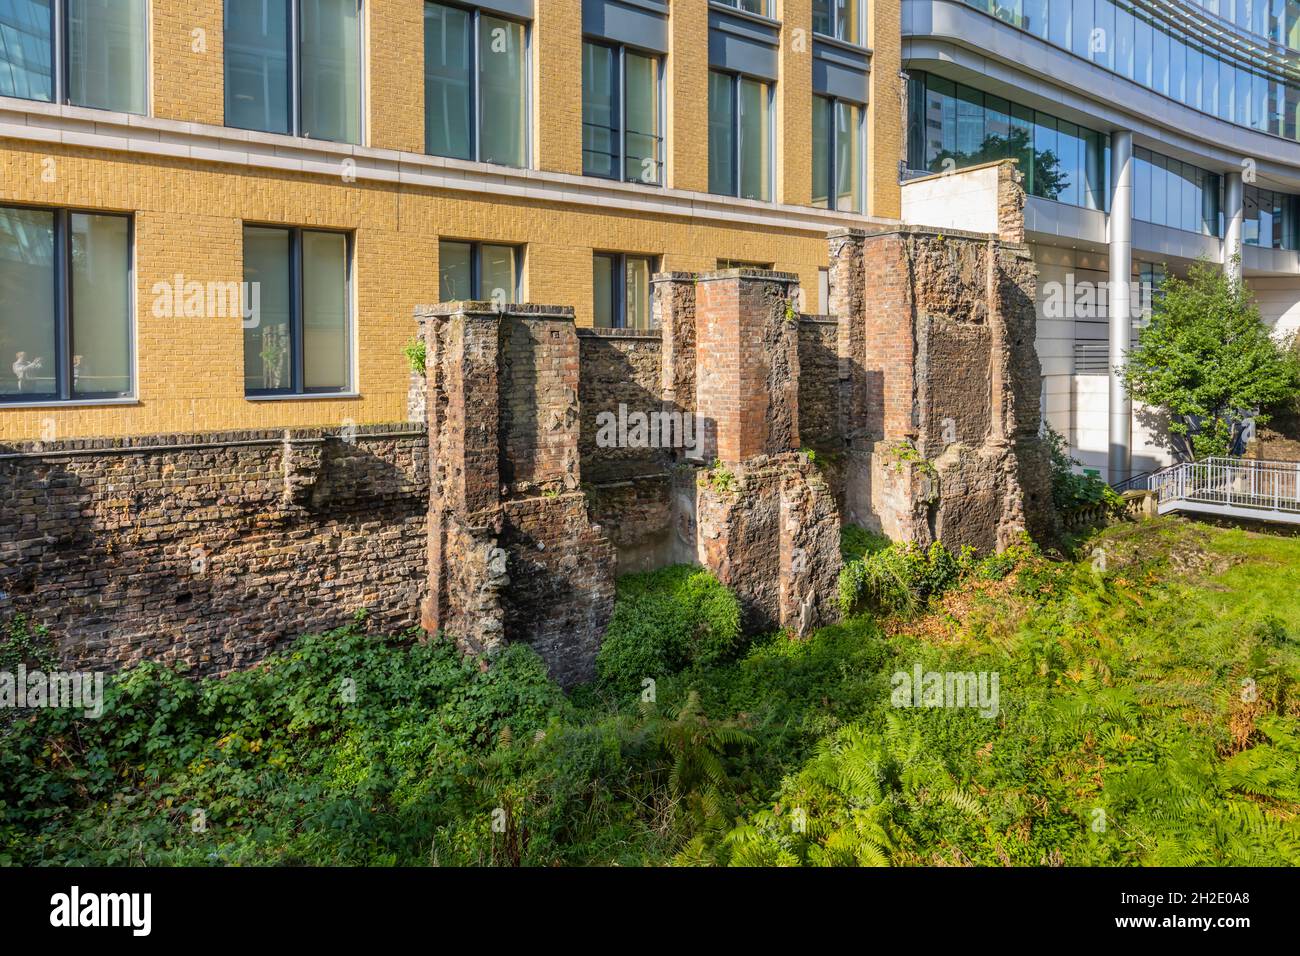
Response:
243,227,293,392
225,0,291,134
425,2,473,159
0,0,53,101
0,205,57,397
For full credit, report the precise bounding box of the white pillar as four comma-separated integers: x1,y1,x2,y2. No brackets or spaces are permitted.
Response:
1224,171,1244,284
1108,130,1134,487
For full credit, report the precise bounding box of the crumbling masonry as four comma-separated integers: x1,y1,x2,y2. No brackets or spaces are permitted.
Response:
1,169,1053,685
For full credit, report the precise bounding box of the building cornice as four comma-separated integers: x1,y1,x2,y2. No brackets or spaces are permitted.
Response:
0,96,897,235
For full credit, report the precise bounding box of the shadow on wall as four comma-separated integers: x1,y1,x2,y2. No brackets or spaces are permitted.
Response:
0,430,428,677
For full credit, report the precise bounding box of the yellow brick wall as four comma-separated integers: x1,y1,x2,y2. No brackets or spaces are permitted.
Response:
534,0,584,175
0,0,907,442
0,143,835,441
368,0,426,153
777,0,813,208
868,0,904,220
667,0,710,193
152,0,224,126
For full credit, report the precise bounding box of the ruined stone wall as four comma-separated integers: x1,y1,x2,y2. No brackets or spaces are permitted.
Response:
830,223,1056,552
577,328,667,483
797,317,841,454
0,426,428,675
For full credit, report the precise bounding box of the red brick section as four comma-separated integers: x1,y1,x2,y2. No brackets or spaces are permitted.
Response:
694,271,801,463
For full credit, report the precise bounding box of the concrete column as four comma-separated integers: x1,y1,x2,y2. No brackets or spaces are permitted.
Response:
1108,130,1134,487
1224,171,1245,283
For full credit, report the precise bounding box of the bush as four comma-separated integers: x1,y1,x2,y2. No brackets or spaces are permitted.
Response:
595,566,742,698
1044,424,1124,513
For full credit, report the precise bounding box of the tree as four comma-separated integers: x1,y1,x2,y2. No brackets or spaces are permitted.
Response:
1122,259,1300,460
930,127,1068,201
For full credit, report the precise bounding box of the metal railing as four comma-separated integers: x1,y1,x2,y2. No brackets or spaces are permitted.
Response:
1149,457,1300,521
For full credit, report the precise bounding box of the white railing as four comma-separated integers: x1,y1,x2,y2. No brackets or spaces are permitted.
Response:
1150,457,1300,521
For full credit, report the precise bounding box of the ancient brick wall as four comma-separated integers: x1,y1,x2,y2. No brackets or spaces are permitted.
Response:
797,317,841,454
577,328,668,483
0,426,428,675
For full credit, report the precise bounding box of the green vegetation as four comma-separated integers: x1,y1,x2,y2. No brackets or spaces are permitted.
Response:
1122,259,1300,460
402,337,427,377
3,520,1298,866
1044,424,1125,513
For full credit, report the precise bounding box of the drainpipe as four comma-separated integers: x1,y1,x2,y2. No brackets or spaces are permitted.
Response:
1108,130,1134,487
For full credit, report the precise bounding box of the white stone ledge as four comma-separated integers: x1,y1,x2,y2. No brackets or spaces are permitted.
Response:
0,96,898,235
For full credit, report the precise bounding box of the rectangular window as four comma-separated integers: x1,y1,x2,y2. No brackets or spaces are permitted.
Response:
812,0,863,44
243,225,352,395
425,2,528,167
0,0,146,111
715,0,772,15
709,70,772,201
593,252,656,330
1,205,132,402
582,40,663,184
225,0,362,143
812,95,864,212
438,240,521,303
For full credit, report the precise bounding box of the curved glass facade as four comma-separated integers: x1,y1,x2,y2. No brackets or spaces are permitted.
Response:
960,0,1300,140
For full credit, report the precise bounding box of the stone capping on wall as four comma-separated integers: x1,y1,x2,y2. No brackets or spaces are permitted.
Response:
0,424,425,459
576,327,662,342
827,223,1028,249
800,314,838,324
693,268,801,284
414,301,577,320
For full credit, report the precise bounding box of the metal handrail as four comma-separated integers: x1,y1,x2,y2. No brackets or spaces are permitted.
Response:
1149,457,1300,517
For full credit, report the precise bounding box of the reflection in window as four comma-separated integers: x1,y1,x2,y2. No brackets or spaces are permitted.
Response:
812,95,865,212
0,0,146,111
709,70,772,202
225,0,361,143
593,252,655,330
582,40,663,184
438,240,521,304
1,205,132,402
907,72,1107,210
1132,147,1222,237
425,2,528,167
243,225,352,395
812,0,863,44
954,0,1300,142
1242,184,1300,249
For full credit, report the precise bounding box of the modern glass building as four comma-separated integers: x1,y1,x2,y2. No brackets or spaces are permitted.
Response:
904,0,1300,480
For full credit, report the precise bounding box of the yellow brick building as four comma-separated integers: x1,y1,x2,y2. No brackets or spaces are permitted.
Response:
0,0,901,441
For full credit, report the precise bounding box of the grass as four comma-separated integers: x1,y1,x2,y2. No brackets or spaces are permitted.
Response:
2,517,1297,866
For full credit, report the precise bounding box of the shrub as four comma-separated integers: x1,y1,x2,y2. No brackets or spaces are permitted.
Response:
596,566,742,698
1044,424,1124,513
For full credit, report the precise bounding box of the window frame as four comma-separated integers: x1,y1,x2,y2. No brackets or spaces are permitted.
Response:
423,0,532,167
581,37,665,186
0,203,136,405
437,239,524,303
708,68,774,202
224,0,366,144
242,223,355,398
0,0,150,113
812,93,866,213
713,0,774,17
593,251,658,330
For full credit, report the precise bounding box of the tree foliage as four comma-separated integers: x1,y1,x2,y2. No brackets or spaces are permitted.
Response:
1122,260,1300,460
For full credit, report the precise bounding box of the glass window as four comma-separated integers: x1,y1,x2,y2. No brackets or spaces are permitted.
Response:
438,240,521,303
593,252,656,330
243,225,352,395
424,1,473,159
0,0,53,101
425,3,528,166
226,0,291,134
582,41,663,185
1048,0,1070,48
715,0,771,15
0,0,146,111
226,0,361,143
1022,0,1049,38
813,95,864,212
300,0,362,143
812,0,862,44
709,71,772,202
1092,0,1114,70
1,205,132,402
